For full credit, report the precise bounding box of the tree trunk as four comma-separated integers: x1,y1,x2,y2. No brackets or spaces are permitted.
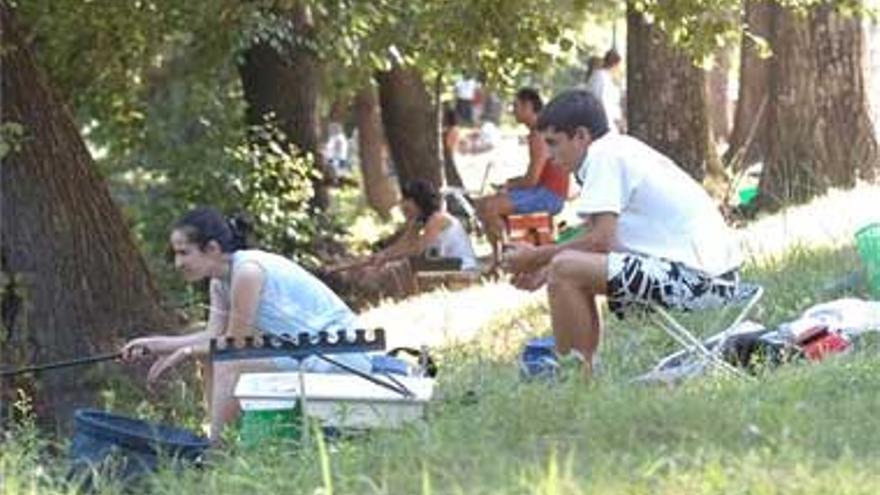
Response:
354,86,398,218
237,5,330,209
626,4,722,184
1,5,172,428
708,45,733,144
759,2,879,207
376,66,442,189
724,0,773,168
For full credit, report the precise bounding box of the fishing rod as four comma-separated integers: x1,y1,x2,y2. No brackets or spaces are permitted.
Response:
0,351,123,378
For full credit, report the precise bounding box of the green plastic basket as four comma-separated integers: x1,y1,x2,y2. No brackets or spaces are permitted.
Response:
555,225,586,244
738,185,759,206
238,402,301,447
855,223,880,297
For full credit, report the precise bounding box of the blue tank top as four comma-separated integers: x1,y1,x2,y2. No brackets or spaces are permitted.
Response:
223,250,357,337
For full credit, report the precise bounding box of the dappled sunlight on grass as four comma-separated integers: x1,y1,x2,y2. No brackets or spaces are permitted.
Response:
5,184,880,494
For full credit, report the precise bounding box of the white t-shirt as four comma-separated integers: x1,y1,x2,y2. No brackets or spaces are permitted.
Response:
454,79,478,100
576,134,742,276
323,133,348,162
585,69,622,130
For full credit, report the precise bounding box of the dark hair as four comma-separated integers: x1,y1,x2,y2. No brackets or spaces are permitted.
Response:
443,104,458,128
536,89,609,140
585,55,603,81
173,206,252,253
515,87,543,113
400,179,440,224
603,48,621,68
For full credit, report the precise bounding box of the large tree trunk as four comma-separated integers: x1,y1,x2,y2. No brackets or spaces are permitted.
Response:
759,2,878,207
708,45,733,144
1,5,171,428
376,66,442,189
354,86,398,219
237,5,330,209
724,0,773,169
626,4,722,184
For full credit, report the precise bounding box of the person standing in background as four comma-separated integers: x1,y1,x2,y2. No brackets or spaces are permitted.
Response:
585,49,624,132
454,76,479,126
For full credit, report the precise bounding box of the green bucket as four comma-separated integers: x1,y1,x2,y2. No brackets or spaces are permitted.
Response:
738,185,759,206
238,401,301,447
855,223,880,297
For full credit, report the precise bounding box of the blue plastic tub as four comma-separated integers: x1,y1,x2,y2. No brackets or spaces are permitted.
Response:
68,409,210,486
519,336,558,380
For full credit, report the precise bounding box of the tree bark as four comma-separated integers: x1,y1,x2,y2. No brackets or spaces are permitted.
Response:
237,4,330,209
376,66,443,190
1,4,172,427
354,86,398,218
759,2,879,207
725,0,773,169
626,4,722,184
708,45,733,144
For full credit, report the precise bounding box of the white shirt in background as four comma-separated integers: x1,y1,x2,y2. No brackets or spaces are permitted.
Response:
585,69,622,130
323,133,348,163
454,78,478,100
576,133,743,276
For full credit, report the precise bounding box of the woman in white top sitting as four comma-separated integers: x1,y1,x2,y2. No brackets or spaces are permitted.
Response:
332,179,478,298
372,179,478,270
121,207,371,441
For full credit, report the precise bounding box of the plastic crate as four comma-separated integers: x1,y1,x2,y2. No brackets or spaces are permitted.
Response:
855,223,880,297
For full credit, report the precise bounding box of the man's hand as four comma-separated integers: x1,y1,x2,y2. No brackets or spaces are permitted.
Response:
511,265,549,291
501,242,544,274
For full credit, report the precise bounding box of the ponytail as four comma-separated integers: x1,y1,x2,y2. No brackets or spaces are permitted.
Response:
173,206,253,253
226,213,253,252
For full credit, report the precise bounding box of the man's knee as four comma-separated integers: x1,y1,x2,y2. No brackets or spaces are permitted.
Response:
548,250,606,291
548,251,580,285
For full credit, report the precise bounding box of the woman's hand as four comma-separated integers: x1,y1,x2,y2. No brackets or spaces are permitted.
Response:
146,346,192,388
120,336,175,362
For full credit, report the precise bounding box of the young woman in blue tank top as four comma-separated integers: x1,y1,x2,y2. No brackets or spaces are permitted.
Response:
121,207,370,440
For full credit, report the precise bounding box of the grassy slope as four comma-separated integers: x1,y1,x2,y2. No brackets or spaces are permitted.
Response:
4,242,880,493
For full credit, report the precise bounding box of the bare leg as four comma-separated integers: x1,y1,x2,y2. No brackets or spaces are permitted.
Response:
547,250,608,377
476,193,516,264
209,359,278,442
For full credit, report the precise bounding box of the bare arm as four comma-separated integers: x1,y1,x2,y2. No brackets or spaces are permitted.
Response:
506,131,550,189
504,213,618,274
372,218,430,263
168,264,263,357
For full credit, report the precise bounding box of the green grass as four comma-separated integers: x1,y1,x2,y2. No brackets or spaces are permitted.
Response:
3,243,879,494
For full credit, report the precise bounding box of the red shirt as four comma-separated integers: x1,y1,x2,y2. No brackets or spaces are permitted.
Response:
539,159,569,198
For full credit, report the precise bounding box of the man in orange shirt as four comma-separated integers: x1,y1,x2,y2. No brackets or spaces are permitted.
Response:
476,88,570,266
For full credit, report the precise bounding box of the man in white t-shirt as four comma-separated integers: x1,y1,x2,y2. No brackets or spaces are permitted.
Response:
502,89,742,379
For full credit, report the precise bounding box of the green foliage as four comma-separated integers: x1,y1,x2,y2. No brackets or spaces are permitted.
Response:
631,0,879,60
229,124,324,266
310,0,593,98
0,122,26,160
118,116,325,273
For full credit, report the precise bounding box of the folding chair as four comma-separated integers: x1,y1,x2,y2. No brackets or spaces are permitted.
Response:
639,281,765,382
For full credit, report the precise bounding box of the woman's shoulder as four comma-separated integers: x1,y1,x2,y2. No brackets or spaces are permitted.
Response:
429,211,454,228
233,249,301,273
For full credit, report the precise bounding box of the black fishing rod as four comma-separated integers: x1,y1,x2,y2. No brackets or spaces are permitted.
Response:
0,348,152,378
